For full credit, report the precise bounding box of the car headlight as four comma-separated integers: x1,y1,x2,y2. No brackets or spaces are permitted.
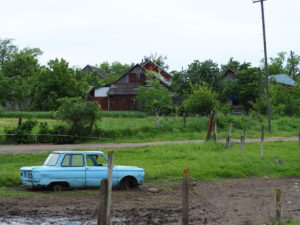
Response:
28,172,32,179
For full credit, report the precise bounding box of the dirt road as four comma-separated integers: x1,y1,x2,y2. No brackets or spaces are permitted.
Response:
1,178,300,224
0,136,298,154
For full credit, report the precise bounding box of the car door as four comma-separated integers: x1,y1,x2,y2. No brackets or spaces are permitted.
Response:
60,153,86,188
85,154,118,187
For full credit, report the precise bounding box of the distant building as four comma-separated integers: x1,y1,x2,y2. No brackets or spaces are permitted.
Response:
268,74,296,86
91,60,172,111
82,65,107,79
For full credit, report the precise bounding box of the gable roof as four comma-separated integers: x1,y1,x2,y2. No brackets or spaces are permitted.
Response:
109,60,172,87
269,74,296,86
82,65,107,79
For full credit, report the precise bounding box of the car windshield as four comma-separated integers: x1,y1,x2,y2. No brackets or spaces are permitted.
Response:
44,153,60,166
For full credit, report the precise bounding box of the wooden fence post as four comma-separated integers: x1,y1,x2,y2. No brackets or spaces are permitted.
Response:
240,129,245,152
229,122,232,147
261,123,264,159
275,188,281,223
213,120,217,142
298,132,300,155
97,179,108,225
106,151,114,225
206,111,214,141
182,168,190,225
226,122,232,149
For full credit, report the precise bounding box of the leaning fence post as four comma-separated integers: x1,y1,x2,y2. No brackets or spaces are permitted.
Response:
275,188,282,223
182,168,190,225
260,123,264,159
97,179,108,225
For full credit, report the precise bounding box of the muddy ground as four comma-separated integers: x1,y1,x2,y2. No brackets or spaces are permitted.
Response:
1,178,300,225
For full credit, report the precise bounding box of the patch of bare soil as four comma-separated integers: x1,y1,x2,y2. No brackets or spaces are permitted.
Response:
1,178,300,225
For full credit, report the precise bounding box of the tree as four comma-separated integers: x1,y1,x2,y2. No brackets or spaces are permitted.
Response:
184,84,219,116
1,48,42,110
0,38,18,69
172,59,221,96
31,58,88,110
56,97,100,138
136,73,173,127
268,52,287,75
220,67,260,112
142,53,169,70
221,57,251,74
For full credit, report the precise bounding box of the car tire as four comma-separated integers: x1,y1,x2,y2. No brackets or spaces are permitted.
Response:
52,184,64,192
119,177,138,190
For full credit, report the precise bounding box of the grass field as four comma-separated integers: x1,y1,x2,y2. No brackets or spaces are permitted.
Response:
1,115,300,144
1,141,299,187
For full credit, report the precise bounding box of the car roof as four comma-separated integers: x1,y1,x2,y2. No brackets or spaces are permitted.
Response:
52,151,104,154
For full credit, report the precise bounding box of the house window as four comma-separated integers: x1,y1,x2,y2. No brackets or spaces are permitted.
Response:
129,73,138,82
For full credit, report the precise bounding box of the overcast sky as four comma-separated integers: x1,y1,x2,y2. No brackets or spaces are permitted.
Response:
1,0,299,71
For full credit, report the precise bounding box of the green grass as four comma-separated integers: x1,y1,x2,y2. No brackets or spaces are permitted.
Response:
1,141,300,187
0,110,147,119
1,115,300,144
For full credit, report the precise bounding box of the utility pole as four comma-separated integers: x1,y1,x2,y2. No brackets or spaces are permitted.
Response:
253,0,272,133
290,50,296,79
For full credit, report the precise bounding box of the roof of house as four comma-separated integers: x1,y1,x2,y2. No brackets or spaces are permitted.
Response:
269,74,296,86
82,65,107,79
109,60,172,87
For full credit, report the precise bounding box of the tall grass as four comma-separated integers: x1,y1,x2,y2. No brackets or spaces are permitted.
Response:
0,110,147,119
1,141,300,186
0,111,55,119
1,115,300,144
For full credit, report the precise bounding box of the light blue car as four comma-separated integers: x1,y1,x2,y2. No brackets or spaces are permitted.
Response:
20,151,145,191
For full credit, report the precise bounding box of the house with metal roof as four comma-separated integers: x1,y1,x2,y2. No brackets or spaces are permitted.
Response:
269,74,296,86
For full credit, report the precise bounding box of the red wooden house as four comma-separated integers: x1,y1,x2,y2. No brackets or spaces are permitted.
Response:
92,60,172,111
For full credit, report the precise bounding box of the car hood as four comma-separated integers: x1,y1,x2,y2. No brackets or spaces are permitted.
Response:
20,166,53,171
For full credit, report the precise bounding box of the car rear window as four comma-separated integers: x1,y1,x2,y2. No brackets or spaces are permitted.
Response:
61,154,84,167
44,153,59,166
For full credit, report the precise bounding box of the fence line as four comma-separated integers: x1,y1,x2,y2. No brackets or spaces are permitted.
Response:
0,133,112,140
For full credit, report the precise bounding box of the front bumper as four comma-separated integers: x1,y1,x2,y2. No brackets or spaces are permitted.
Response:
21,179,40,187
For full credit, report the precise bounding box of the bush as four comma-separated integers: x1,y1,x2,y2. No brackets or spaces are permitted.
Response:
56,97,100,138
4,119,38,144
50,125,76,144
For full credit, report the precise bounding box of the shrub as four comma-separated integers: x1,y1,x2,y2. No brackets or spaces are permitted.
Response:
4,119,38,144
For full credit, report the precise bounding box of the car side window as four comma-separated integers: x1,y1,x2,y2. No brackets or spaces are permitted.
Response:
86,155,107,166
61,154,84,167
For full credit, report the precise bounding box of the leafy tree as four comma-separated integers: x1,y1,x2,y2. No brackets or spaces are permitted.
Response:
220,67,260,112
136,72,173,127
31,58,88,110
0,38,18,69
183,84,219,116
142,53,169,70
268,52,287,75
1,48,42,110
286,52,300,79
221,57,251,74
172,59,221,96
56,97,100,138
